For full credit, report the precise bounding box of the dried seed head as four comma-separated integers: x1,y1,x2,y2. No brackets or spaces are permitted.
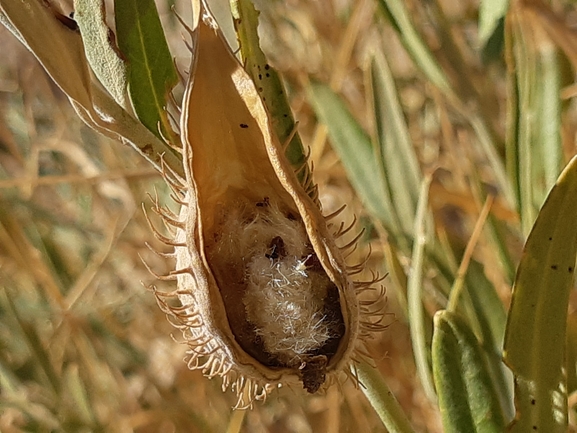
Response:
147,5,385,408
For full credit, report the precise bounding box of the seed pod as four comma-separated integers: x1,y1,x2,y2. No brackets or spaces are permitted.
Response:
147,5,384,408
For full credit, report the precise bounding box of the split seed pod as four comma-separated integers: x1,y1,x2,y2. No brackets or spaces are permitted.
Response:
148,6,383,408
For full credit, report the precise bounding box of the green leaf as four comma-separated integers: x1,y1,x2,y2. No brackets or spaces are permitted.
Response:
503,155,577,433
115,0,178,141
369,51,421,237
63,364,97,426
375,0,452,94
432,310,506,433
376,0,514,209
231,0,309,188
407,177,436,402
307,81,391,222
506,11,563,235
478,0,509,47
3,289,60,396
74,0,128,108
356,362,416,433
464,262,514,420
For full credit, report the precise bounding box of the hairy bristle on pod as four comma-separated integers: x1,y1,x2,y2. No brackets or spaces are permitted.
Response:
145,3,385,408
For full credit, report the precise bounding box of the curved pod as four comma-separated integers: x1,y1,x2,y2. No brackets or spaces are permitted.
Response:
151,8,380,408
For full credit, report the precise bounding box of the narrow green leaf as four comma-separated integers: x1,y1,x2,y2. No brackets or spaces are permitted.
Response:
464,262,514,420
507,11,563,235
375,0,452,94
3,290,60,396
63,364,97,426
478,0,509,47
376,0,514,210
369,51,421,236
356,362,416,433
407,177,436,402
433,310,506,433
231,0,309,186
538,45,563,194
503,155,577,433
307,81,391,222
74,0,128,108
115,0,177,141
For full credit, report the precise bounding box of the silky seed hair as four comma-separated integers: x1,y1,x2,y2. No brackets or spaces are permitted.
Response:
144,4,386,408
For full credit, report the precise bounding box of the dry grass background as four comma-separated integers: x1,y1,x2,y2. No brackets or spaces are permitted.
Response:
3,0,576,431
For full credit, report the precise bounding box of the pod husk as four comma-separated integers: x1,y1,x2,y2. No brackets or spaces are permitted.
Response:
149,5,381,408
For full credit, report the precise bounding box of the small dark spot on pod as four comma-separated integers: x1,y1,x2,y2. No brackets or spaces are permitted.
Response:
258,74,262,80
142,144,153,155
549,237,553,241
256,197,270,207
266,73,270,77
53,8,78,31
265,64,270,70
240,123,249,129
531,398,536,405
570,267,574,273
551,265,558,270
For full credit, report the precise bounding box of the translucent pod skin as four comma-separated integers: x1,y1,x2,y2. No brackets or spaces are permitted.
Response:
151,7,381,409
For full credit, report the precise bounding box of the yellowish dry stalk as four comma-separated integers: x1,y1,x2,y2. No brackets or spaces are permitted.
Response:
147,4,384,409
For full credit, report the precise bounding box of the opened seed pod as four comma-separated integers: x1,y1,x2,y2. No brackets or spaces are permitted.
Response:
147,5,384,408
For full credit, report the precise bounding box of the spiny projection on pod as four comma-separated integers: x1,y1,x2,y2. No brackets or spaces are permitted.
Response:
145,2,386,408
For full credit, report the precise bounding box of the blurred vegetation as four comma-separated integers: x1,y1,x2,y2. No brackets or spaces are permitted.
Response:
1,0,577,432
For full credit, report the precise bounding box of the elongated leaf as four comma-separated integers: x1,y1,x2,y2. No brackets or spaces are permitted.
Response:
369,51,421,237
377,0,515,209
507,7,563,235
63,364,97,425
4,290,60,395
433,310,505,433
356,362,416,433
478,0,509,47
464,262,514,420
407,177,436,402
231,0,309,184
307,81,391,222
503,155,577,433
375,0,452,94
74,0,128,108
115,0,178,141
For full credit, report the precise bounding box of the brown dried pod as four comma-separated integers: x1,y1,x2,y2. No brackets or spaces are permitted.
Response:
147,6,384,408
